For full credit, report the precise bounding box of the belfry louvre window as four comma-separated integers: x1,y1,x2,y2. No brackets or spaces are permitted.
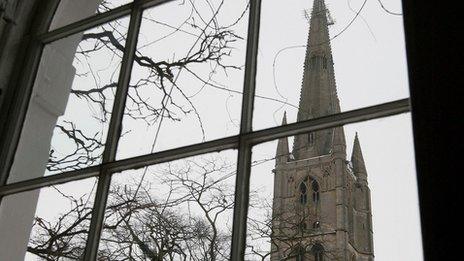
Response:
312,180,320,202
308,132,315,146
300,182,308,204
312,244,324,261
0,0,423,260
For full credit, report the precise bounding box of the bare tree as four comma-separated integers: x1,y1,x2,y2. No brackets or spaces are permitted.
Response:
47,0,249,174
29,155,236,260
246,195,341,261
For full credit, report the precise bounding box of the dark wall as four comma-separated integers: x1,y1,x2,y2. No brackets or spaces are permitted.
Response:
0,0,58,185
402,0,460,259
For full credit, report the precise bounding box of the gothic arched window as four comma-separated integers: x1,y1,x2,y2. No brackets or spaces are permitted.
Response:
294,245,305,261
299,182,308,205
312,244,324,261
308,132,315,146
312,180,320,202
322,57,328,69
310,56,318,68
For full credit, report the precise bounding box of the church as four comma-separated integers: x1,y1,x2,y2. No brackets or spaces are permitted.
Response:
271,0,374,260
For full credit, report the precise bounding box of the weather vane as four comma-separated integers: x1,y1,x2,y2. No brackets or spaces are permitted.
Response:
303,9,311,24
302,7,335,26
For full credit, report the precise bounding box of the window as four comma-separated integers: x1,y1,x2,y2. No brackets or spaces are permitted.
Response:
312,180,320,202
0,0,422,260
312,244,324,261
294,245,306,261
308,132,315,146
300,182,308,205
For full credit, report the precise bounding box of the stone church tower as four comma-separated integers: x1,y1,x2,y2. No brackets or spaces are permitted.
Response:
271,0,374,260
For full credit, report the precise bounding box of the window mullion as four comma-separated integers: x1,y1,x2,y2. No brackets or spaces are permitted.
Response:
246,98,410,145
38,0,174,44
38,3,132,44
231,0,262,259
83,2,143,259
0,98,410,198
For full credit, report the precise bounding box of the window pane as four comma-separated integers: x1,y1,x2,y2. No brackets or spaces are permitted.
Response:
49,0,133,31
98,150,237,259
247,114,423,261
116,0,249,159
0,178,98,260
8,18,129,183
253,0,409,130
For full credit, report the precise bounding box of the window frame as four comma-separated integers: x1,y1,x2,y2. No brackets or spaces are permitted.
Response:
0,0,411,259
299,181,308,205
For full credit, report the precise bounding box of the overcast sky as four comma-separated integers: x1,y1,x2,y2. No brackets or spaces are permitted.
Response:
20,0,423,260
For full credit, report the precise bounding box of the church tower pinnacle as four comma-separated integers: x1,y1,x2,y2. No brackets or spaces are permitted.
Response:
351,132,368,184
276,112,290,165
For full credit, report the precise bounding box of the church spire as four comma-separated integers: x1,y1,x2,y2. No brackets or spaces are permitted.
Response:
292,0,343,159
276,112,289,165
351,132,368,183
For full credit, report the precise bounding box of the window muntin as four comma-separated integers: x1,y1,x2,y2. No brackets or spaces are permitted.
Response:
49,0,133,31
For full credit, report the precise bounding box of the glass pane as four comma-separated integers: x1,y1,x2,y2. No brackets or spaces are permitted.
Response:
8,18,129,183
0,178,98,260
116,0,249,159
247,114,423,261
98,150,237,259
49,0,133,31
253,0,409,130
